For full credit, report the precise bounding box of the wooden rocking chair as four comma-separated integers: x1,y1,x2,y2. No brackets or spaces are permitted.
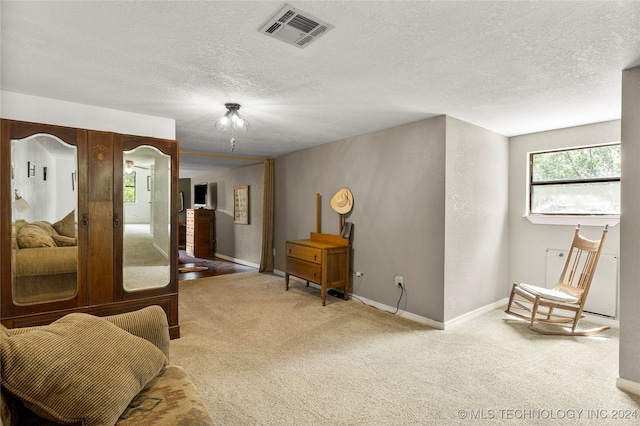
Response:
505,224,609,336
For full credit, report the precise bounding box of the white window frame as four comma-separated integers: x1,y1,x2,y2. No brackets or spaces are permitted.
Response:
525,143,620,227
124,170,137,204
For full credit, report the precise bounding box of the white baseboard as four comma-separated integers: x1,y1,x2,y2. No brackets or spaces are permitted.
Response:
276,273,444,328
214,253,260,270
349,294,445,329
616,377,640,396
274,273,523,330
444,297,510,330
583,312,620,328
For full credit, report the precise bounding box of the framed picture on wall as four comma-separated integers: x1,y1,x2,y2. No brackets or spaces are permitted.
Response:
233,185,249,224
28,161,36,178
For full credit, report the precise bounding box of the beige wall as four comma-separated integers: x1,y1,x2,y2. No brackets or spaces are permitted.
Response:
620,66,640,386
275,116,448,321
193,162,264,267
444,117,509,321
273,115,509,324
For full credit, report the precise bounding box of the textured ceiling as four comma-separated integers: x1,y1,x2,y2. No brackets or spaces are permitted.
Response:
2,1,640,178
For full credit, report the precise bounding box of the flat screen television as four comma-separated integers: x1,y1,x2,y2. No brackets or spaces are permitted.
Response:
194,183,207,207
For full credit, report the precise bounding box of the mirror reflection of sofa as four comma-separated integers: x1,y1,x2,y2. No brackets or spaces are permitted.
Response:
12,211,77,305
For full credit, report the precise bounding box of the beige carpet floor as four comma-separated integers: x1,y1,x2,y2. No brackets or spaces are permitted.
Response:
123,224,170,290
171,272,640,425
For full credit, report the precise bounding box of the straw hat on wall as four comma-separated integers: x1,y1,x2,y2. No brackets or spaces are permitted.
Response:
330,188,353,214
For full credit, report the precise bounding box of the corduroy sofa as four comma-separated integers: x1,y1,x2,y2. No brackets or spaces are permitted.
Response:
12,215,78,304
0,306,215,425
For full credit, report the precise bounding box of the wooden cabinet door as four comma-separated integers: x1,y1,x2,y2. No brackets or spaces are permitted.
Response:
0,120,89,321
86,130,117,304
114,134,179,301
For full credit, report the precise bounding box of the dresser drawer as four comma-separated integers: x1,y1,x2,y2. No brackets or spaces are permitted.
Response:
286,257,322,283
186,243,195,255
286,243,322,264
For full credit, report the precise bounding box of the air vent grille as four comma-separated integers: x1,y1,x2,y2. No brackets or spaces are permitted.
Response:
265,22,281,34
259,3,334,49
279,10,295,23
310,25,328,37
297,36,313,47
287,14,319,33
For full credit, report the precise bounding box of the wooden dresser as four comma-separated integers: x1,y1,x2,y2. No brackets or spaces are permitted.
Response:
186,209,215,258
285,232,350,305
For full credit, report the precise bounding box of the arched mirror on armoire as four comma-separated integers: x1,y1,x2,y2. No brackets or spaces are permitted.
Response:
1,119,180,338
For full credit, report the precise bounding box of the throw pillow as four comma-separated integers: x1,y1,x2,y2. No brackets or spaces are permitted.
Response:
16,224,56,248
51,234,77,247
53,210,76,238
31,221,57,236
13,219,28,234
0,313,167,426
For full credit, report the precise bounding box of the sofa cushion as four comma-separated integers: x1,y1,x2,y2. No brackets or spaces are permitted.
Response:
16,224,56,248
53,210,76,238
0,312,168,426
116,365,215,425
13,246,77,277
52,234,77,247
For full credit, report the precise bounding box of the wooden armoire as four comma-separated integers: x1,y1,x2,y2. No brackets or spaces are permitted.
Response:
1,119,180,338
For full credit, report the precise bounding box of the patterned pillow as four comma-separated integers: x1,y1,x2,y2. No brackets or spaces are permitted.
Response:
0,313,167,426
16,224,56,248
53,210,76,238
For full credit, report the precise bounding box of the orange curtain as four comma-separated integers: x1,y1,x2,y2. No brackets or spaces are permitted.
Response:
259,158,274,272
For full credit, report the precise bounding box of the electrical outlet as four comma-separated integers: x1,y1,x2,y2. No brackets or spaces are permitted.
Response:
395,275,404,288
273,248,276,256
355,271,364,277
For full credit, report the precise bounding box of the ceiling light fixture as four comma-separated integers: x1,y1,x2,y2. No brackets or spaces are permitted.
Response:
214,103,250,152
214,103,249,133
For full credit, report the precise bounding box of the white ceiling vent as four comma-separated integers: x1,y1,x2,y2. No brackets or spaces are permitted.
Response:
259,4,334,49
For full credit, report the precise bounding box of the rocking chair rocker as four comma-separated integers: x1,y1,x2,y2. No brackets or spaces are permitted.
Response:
505,224,609,336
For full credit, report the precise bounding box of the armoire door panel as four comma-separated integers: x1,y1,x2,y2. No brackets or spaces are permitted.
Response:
88,201,114,303
1,120,87,317
87,131,115,202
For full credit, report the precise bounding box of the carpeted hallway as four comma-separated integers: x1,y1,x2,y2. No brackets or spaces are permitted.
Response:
171,272,640,425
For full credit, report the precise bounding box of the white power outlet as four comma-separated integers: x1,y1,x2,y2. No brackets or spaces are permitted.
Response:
395,275,404,288
355,271,364,277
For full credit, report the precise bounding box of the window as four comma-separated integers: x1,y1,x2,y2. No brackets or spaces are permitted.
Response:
529,144,620,215
124,170,136,203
